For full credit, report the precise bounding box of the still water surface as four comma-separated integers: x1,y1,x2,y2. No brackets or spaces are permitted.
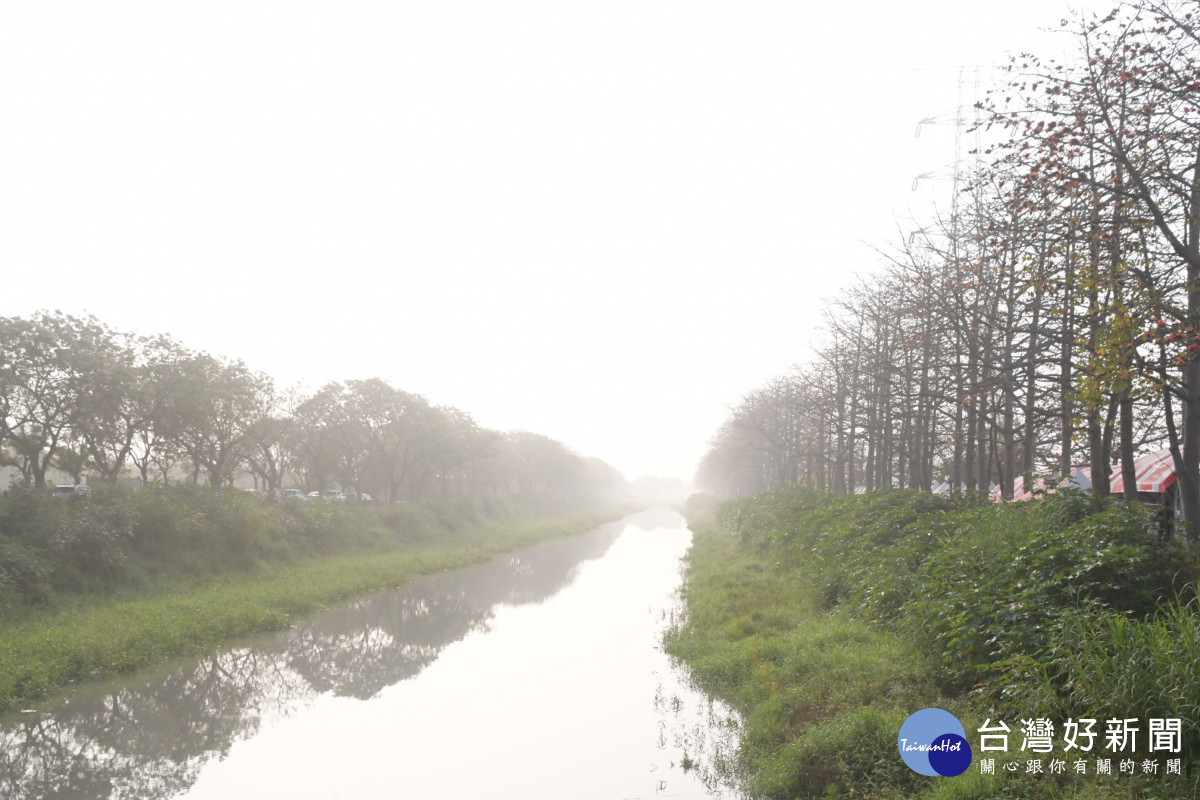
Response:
0,509,740,799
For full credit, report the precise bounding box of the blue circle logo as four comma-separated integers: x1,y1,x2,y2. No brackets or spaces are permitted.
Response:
898,708,972,777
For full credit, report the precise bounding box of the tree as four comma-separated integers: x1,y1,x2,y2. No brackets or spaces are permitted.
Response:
243,388,297,492
290,384,344,492
71,327,150,483
0,312,113,486
173,354,272,487
978,0,1200,531
126,336,193,484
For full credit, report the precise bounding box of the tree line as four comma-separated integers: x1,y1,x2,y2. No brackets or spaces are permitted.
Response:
0,311,620,502
698,0,1200,536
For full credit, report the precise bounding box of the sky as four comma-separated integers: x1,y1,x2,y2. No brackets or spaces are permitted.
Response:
0,0,1117,482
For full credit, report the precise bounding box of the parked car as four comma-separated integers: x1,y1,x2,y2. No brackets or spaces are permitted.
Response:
281,489,305,501
51,484,90,498
305,491,321,501
321,490,346,502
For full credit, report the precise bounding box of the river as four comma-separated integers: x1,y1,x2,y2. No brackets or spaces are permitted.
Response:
0,508,741,799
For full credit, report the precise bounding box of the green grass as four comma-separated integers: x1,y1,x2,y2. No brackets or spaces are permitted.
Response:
0,506,623,713
667,489,1200,799
665,510,946,799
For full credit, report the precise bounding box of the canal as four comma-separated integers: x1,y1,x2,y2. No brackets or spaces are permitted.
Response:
0,509,740,799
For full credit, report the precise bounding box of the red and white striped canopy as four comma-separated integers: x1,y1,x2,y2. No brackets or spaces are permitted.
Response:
1108,448,1178,495
999,450,1176,503
1011,475,1047,502
1008,469,1085,502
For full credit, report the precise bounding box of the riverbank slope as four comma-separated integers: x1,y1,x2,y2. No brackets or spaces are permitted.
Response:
666,488,1199,799
0,484,630,713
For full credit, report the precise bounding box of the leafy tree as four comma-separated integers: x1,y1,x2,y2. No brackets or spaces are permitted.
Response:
126,338,193,485
173,354,272,487
0,312,113,486
243,388,297,492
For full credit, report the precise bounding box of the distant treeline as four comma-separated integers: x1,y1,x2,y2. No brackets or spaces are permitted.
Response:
697,1,1200,536
0,311,620,502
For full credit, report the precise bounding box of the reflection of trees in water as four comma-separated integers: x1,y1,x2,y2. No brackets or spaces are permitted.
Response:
0,520,626,800
0,649,284,800
286,519,622,700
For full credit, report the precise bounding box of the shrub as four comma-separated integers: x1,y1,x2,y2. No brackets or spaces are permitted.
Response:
907,498,1175,690
704,485,1197,716
49,500,134,588
676,487,1200,798
0,481,447,611
0,537,50,615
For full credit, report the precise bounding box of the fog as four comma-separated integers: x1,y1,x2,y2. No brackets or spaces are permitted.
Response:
0,0,1118,480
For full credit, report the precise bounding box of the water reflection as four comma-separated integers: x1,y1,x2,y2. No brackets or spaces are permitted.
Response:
654,678,745,796
0,518,626,800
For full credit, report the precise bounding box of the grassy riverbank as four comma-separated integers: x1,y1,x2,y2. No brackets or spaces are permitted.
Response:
0,484,628,713
666,489,1200,799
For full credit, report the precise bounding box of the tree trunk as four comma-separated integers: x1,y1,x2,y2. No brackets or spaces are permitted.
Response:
1119,390,1137,500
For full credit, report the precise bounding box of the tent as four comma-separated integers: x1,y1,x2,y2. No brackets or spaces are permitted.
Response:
1107,448,1177,495
999,449,1175,503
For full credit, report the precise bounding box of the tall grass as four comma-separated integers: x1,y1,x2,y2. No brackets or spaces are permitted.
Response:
1030,600,1200,756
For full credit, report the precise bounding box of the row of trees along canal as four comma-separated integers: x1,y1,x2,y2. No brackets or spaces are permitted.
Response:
0,311,620,502
698,0,1200,536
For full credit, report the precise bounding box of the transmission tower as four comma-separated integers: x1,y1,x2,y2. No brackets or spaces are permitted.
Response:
910,66,991,251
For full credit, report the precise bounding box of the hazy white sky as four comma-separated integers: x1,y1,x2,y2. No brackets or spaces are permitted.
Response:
0,0,1114,482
